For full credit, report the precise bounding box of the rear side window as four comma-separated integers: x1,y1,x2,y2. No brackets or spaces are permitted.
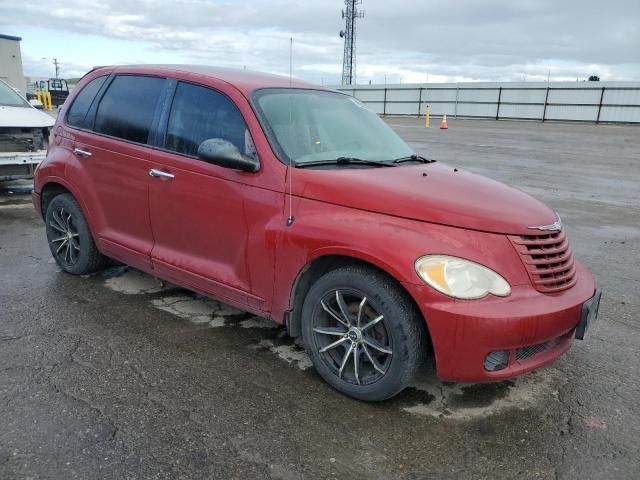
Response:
165,82,255,158
66,76,107,128
94,75,165,144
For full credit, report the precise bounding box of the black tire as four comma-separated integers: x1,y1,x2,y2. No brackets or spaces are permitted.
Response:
45,193,107,275
301,266,427,401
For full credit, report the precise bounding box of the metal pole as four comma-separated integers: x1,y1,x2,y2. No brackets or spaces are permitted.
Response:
596,87,605,124
542,86,550,122
418,87,423,116
495,86,502,120
289,38,293,84
349,0,355,84
383,87,387,116
454,86,459,118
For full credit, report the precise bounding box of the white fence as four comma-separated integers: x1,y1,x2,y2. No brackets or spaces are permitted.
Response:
333,81,640,123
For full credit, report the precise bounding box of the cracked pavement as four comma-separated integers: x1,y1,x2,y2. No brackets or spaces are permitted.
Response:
1,118,639,479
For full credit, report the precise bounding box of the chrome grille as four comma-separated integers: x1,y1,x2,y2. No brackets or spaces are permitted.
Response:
509,229,577,293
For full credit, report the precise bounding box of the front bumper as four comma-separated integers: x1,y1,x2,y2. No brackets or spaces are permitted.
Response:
0,151,47,181
403,260,596,382
0,150,47,166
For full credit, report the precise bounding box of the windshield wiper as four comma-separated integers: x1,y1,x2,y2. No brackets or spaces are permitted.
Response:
392,154,436,164
295,157,396,168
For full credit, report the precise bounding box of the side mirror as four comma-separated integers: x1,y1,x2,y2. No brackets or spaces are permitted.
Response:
197,138,260,173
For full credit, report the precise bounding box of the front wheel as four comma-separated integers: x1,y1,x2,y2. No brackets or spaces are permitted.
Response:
301,266,427,401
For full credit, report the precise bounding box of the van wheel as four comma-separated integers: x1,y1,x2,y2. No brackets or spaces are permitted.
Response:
301,266,427,401
45,193,107,275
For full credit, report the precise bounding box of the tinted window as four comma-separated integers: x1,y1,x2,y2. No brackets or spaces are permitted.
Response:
165,82,255,158
67,76,107,127
94,75,165,144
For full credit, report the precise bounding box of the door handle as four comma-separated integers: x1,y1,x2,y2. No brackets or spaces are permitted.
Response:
148,169,175,179
73,147,92,157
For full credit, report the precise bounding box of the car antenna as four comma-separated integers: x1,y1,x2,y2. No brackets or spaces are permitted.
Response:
286,36,295,226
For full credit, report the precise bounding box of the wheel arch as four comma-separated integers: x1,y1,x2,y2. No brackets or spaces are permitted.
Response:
285,253,431,349
40,181,72,218
39,179,99,240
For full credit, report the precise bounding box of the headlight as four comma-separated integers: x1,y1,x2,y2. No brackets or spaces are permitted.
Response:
415,255,511,299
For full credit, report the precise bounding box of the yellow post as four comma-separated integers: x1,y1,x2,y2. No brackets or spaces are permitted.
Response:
425,104,431,128
36,90,42,104
45,91,53,110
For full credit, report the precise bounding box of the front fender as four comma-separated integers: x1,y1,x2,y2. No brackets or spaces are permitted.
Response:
270,196,529,323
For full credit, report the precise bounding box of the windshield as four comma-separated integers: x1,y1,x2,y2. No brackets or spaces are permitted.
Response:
0,80,30,108
253,88,414,165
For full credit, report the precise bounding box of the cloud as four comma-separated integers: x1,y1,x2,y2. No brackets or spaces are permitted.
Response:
1,0,638,83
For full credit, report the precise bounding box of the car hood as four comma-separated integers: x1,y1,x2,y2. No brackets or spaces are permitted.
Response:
293,162,557,235
0,105,55,128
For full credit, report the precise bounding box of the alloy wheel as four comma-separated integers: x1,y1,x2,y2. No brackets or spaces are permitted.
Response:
311,289,393,385
48,207,81,266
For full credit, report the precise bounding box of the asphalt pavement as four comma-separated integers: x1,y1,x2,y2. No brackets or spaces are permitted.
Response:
1,118,638,479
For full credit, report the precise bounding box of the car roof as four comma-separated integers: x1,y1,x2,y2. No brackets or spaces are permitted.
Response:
92,64,325,97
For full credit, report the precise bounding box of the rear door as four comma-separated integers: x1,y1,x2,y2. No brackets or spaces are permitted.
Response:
64,74,167,271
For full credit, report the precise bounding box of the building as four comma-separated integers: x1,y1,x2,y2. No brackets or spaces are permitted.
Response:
0,34,26,95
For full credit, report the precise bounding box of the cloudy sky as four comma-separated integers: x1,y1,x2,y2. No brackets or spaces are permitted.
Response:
1,0,639,84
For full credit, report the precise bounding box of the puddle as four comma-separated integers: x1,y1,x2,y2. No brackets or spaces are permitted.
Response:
392,369,559,419
103,267,173,295
447,381,514,409
250,336,313,371
102,267,281,330
102,267,560,418
386,387,437,409
149,294,278,330
0,203,33,210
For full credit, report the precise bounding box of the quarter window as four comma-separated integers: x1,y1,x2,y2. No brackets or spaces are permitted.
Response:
66,76,107,128
165,82,255,159
94,75,165,144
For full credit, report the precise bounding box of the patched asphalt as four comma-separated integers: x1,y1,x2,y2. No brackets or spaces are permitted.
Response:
1,118,639,479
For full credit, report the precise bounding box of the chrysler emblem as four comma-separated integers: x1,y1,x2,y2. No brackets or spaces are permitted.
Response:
528,214,562,232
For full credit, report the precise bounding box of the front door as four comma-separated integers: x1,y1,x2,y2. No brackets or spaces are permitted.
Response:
148,80,280,311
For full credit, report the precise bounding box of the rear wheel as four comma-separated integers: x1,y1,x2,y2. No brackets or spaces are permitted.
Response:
45,194,107,275
301,266,427,401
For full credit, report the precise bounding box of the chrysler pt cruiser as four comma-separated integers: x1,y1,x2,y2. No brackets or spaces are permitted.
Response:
32,65,601,401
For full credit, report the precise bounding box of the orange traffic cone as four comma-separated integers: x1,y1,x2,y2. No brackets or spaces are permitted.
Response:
440,114,449,130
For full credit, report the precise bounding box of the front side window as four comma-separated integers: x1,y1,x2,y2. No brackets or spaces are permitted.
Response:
165,82,256,159
0,79,30,108
94,75,165,144
253,88,414,165
66,75,107,128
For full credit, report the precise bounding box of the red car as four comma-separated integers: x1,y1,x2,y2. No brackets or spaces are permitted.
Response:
32,65,601,401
